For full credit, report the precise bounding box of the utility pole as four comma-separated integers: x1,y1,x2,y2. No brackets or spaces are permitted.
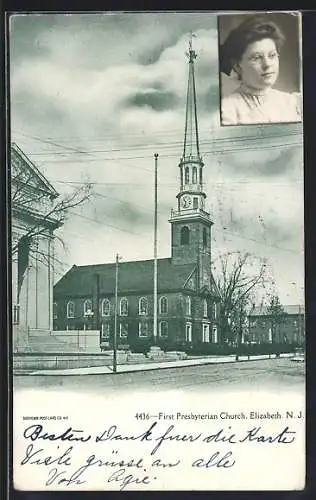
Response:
153,153,158,344
113,254,120,373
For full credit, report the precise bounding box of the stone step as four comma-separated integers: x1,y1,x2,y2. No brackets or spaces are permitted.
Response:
28,333,82,353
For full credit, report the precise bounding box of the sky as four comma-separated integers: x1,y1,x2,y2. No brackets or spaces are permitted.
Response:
9,12,304,305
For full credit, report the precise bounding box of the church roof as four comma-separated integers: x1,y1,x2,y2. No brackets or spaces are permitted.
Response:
11,142,59,198
249,304,304,316
54,258,199,298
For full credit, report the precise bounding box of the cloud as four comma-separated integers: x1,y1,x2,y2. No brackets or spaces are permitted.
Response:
126,90,180,112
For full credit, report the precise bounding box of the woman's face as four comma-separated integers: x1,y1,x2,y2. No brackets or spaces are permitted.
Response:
235,38,280,90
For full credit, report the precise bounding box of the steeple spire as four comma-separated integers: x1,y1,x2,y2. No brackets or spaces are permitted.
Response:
183,32,201,162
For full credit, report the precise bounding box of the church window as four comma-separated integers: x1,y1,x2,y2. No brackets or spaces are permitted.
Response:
199,167,203,184
101,323,110,339
185,322,192,342
101,298,110,316
213,303,217,320
185,296,192,316
185,167,190,184
120,323,128,338
67,301,75,318
180,226,190,245
212,326,218,343
159,296,168,314
193,197,198,209
202,324,210,342
192,166,197,184
83,299,92,317
203,227,207,247
139,321,148,337
120,298,128,316
159,321,168,338
139,297,148,315
203,298,208,318
53,302,58,320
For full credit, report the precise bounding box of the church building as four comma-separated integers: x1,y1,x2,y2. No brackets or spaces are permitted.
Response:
11,142,62,351
53,41,221,351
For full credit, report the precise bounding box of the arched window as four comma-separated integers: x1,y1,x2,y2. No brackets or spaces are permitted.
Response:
139,297,148,315
212,326,218,343
180,226,190,245
159,321,168,338
159,296,168,314
213,302,217,320
203,298,208,318
120,297,128,316
67,301,75,318
193,197,198,209
202,324,210,342
101,323,110,339
185,167,190,184
185,296,191,316
185,322,192,342
120,323,128,338
83,299,92,316
199,167,203,185
192,166,197,184
53,302,58,320
102,298,110,316
138,321,148,337
203,227,207,247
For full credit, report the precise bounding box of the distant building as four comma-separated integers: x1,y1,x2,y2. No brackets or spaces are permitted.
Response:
53,42,221,351
11,143,62,350
248,305,305,345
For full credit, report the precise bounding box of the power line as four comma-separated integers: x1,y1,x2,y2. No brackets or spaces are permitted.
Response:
13,130,302,157
14,130,93,155
25,141,302,165
68,210,147,237
65,205,302,255
13,123,302,144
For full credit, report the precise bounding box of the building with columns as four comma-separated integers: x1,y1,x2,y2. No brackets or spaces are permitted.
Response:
11,142,62,351
53,42,221,351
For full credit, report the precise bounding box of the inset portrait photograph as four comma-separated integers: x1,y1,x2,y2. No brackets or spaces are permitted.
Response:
218,12,302,126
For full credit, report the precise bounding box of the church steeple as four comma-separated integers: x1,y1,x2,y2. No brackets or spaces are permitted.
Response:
174,33,208,215
169,33,213,274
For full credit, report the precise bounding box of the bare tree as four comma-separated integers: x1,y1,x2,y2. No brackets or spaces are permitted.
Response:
12,182,92,258
265,294,287,343
11,147,93,294
213,252,267,345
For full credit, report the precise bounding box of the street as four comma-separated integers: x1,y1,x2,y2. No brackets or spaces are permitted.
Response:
13,358,305,394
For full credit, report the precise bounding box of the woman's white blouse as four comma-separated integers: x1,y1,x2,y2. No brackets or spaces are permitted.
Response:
221,88,302,125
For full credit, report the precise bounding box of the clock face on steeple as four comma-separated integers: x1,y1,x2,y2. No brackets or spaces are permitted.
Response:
181,195,192,209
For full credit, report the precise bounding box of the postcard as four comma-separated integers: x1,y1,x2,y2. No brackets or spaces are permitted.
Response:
10,10,305,491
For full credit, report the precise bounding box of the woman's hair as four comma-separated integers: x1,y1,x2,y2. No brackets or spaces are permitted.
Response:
220,16,285,76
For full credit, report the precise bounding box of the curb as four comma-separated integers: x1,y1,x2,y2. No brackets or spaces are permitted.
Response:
13,353,297,377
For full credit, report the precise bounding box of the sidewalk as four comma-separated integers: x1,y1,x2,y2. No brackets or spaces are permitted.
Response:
15,353,295,376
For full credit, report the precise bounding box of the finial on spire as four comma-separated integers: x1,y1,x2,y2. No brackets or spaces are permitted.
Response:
186,31,197,63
